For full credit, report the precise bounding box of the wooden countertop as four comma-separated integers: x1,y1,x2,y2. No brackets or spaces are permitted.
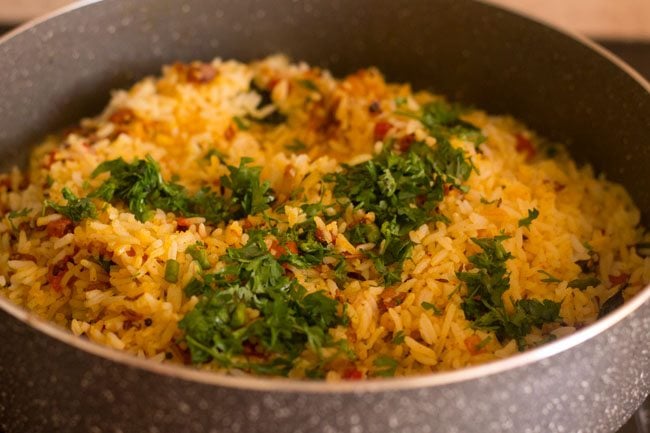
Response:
0,0,649,41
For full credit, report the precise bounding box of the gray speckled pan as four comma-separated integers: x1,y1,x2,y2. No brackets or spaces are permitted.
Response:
0,1,649,432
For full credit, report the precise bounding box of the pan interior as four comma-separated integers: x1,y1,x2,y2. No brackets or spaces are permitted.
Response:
0,0,648,390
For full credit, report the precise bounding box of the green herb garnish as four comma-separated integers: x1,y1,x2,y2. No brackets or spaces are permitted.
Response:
518,208,539,228
186,243,210,270
164,259,180,283
373,355,398,377
178,231,349,376
285,139,308,152
400,100,486,149
636,242,650,258
325,139,465,284
93,255,114,273
538,270,561,283
298,79,319,92
421,301,442,316
89,156,274,223
232,116,250,131
568,276,601,290
46,188,97,222
598,284,627,318
392,330,406,344
249,81,287,125
476,336,492,351
457,236,562,350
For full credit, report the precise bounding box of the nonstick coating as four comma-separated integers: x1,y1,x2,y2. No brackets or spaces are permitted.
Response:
0,1,649,432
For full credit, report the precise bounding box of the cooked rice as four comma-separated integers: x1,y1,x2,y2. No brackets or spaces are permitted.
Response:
0,55,648,379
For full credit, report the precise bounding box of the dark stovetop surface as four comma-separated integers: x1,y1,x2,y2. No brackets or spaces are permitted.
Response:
0,22,648,432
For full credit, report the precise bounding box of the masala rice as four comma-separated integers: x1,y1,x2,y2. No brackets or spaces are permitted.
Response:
0,55,648,379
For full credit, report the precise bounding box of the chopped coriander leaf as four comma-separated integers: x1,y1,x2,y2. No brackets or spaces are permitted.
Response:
480,197,500,205
90,156,187,221
421,301,442,316
575,251,599,274
249,81,287,125
636,242,650,258
518,208,539,228
164,259,180,283
285,139,308,152
598,284,627,318
346,222,381,245
399,100,484,148
46,188,97,222
7,208,32,230
183,277,206,297
447,283,462,299
232,116,250,131
458,236,562,349
220,157,275,217
325,138,468,284
297,79,319,92
7,208,31,219
538,270,562,283
392,330,406,344
373,356,398,377
341,303,351,327
93,255,114,273
476,336,492,350
568,276,601,290
203,148,225,162
89,155,274,224
394,96,407,107
178,231,348,375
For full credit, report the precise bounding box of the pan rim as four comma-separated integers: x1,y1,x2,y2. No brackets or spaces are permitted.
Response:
0,0,648,394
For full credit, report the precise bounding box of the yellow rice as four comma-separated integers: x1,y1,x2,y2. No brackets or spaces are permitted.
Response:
0,55,648,379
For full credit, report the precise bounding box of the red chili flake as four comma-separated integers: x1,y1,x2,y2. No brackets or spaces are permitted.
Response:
122,309,143,321
109,108,135,125
46,218,73,238
342,368,363,380
242,342,266,359
315,228,328,243
398,133,416,152
60,125,84,137
47,256,72,292
415,194,428,206
608,273,629,286
515,134,536,160
285,241,298,255
224,124,236,141
241,218,254,230
379,288,407,310
176,217,192,231
464,335,484,355
186,63,217,84
269,240,287,259
9,253,37,262
267,78,280,90
373,121,392,141
554,182,566,192
43,150,58,169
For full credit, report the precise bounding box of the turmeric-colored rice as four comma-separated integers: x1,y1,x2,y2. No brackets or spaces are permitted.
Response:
0,56,648,379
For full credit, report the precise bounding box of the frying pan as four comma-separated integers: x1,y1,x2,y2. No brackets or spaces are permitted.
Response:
0,1,648,432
